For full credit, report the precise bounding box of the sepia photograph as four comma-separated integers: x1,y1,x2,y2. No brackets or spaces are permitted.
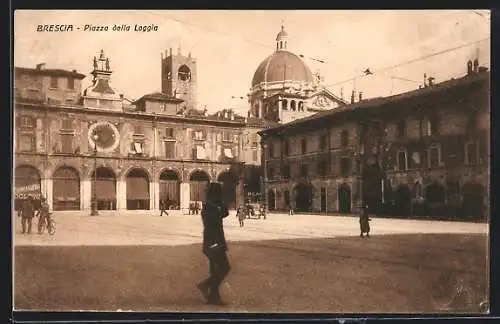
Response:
13,9,490,313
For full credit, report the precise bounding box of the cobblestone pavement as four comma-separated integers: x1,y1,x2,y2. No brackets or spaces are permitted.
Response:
13,210,488,246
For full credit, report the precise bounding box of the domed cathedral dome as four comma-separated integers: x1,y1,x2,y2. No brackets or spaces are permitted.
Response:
248,25,318,123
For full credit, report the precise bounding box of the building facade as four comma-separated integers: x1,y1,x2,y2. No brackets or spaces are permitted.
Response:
14,50,266,212
258,60,490,220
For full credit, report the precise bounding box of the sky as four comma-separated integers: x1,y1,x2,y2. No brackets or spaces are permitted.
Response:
14,10,490,115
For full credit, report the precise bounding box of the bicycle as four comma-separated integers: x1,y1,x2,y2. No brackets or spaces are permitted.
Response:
38,213,56,235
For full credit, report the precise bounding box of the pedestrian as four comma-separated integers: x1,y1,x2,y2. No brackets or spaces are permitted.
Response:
36,196,50,234
197,182,231,305
160,198,168,216
195,201,201,215
359,204,372,238
288,203,294,216
20,195,35,234
236,206,245,227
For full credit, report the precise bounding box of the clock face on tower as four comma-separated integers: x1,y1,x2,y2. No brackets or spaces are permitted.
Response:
88,121,120,153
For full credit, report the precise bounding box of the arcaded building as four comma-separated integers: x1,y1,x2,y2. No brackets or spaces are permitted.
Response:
14,49,266,212
258,60,489,220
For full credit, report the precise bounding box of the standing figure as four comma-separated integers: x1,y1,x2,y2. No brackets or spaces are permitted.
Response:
288,203,294,216
37,197,50,234
359,205,372,238
236,206,245,227
20,196,35,234
160,198,168,216
195,202,201,215
197,183,231,305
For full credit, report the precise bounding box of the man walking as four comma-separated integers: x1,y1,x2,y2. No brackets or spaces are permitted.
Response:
160,198,169,216
20,195,35,234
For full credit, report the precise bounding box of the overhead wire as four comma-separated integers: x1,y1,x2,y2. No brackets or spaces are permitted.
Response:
139,11,489,96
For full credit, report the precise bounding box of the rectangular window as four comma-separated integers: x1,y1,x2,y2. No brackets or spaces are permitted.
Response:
300,164,308,178
61,134,73,153
19,116,35,129
340,130,349,148
284,141,289,155
18,134,35,152
465,142,478,165
301,139,307,154
61,119,73,130
164,141,175,159
67,77,75,90
134,125,144,135
396,120,407,138
268,167,275,180
252,149,258,162
50,76,58,88
397,151,407,171
131,141,143,155
268,143,274,158
340,157,351,176
282,165,290,178
319,134,327,151
222,132,231,142
429,145,441,168
165,127,174,138
193,130,204,140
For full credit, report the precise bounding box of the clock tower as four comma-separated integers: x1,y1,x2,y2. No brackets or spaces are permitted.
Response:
161,47,198,110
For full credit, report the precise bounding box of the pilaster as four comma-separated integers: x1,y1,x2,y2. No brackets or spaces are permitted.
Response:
82,179,91,210
117,179,127,210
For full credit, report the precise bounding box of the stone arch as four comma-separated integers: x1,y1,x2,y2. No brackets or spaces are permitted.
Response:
90,166,117,210
290,100,297,111
337,182,351,214
48,162,82,180
157,167,182,182
122,165,152,182
187,168,212,182
86,162,115,179
189,169,211,202
125,168,150,210
178,64,191,81
294,181,314,212
159,169,181,208
52,166,81,211
217,170,239,209
14,165,43,210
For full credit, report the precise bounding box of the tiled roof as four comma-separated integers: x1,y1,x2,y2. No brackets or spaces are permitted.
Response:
259,70,489,135
134,92,184,104
15,67,86,79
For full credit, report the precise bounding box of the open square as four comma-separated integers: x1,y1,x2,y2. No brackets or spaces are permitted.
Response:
14,212,488,313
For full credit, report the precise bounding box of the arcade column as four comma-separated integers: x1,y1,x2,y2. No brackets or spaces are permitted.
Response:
152,181,160,211
82,179,91,210
116,179,127,210
180,182,190,212
43,177,53,211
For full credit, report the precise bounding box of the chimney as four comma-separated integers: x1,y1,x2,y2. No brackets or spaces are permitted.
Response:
36,63,46,70
473,58,479,73
340,87,344,100
350,90,355,104
359,91,363,101
467,60,473,74
423,73,427,87
428,77,435,87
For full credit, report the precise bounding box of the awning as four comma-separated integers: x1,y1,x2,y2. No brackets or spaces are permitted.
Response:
196,146,207,159
126,177,150,200
134,142,143,154
94,180,116,200
223,148,234,158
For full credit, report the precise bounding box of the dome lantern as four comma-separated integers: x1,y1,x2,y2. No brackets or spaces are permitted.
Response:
276,23,288,51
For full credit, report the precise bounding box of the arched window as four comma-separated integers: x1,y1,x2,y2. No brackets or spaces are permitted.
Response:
282,99,288,110
178,65,191,81
298,101,304,111
291,100,296,111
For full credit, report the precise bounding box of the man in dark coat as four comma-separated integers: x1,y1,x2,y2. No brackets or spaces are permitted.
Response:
37,196,51,234
20,195,35,234
359,204,372,238
197,182,230,305
160,198,168,216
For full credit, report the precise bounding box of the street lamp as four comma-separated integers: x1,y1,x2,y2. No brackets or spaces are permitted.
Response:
90,133,99,216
